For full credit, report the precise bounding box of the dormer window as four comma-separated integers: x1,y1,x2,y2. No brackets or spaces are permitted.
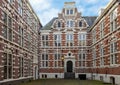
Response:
79,21,82,27
66,9,74,15
58,22,61,28
67,10,69,15
70,9,73,14
67,20,73,27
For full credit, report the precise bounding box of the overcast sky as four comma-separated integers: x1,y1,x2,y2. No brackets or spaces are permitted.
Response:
29,0,110,26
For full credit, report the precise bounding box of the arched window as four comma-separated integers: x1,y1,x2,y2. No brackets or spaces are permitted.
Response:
58,22,61,27
79,21,82,27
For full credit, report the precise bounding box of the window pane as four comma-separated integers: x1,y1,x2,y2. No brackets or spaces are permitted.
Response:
79,21,82,27
3,25,7,39
67,10,69,14
58,22,61,27
4,66,7,79
70,9,73,14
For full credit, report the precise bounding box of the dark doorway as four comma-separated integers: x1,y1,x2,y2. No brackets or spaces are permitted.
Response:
79,74,86,80
67,61,73,72
110,77,115,85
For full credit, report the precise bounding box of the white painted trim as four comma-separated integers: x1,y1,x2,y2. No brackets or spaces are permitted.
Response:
0,76,33,83
86,73,120,85
39,73,64,78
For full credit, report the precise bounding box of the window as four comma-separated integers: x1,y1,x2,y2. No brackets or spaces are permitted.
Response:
66,9,74,15
79,21,82,27
28,59,32,76
18,0,23,16
18,26,24,46
54,53,61,67
41,54,48,67
100,45,104,66
3,53,12,79
67,20,74,27
2,12,12,41
66,34,73,46
67,10,69,15
110,9,117,32
92,47,96,67
70,9,73,14
100,21,104,39
54,34,61,46
110,41,117,65
92,29,96,44
8,0,13,3
78,52,86,67
19,57,24,77
42,35,48,47
79,33,86,46
58,22,61,28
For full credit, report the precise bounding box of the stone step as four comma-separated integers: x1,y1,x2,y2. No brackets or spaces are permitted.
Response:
64,72,75,79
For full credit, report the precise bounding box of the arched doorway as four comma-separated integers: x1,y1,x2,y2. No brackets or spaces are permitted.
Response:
67,61,73,72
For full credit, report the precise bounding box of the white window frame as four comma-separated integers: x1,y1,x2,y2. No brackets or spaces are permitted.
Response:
66,9,74,15
67,20,74,28
110,40,117,65
110,8,117,32
54,34,61,46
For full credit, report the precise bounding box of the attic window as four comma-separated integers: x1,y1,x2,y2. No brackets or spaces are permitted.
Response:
79,21,82,27
70,9,73,14
67,20,73,27
58,22,61,27
66,9,74,15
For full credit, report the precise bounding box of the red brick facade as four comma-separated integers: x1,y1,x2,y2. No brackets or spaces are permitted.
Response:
39,0,120,84
39,2,96,79
0,0,42,85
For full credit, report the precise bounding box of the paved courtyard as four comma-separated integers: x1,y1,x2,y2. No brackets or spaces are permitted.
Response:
20,79,111,85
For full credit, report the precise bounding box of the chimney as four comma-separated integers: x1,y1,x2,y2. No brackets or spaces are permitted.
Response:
99,8,104,16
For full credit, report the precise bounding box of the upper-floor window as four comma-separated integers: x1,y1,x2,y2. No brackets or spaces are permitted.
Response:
100,45,104,66
18,26,24,46
110,8,117,32
58,22,61,28
79,33,86,46
92,47,96,67
41,54,48,67
78,52,86,67
54,53,61,67
2,12,12,41
66,9,74,15
92,29,96,44
8,0,13,3
66,34,73,46
79,21,82,27
67,34,73,41
100,21,104,39
110,40,117,65
18,0,23,16
67,20,74,27
54,34,61,46
79,33,86,40
42,35,48,46
70,9,73,14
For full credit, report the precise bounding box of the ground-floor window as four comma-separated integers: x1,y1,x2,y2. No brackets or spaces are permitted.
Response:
3,53,12,79
19,57,24,77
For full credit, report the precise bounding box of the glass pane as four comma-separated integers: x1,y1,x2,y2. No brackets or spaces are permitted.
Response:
4,66,7,79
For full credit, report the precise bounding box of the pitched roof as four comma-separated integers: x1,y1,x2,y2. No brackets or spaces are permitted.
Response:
41,17,58,30
41,16,97,30
82,16,97,27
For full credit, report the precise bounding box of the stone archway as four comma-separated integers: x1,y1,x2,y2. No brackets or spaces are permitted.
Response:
67,61,73,72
